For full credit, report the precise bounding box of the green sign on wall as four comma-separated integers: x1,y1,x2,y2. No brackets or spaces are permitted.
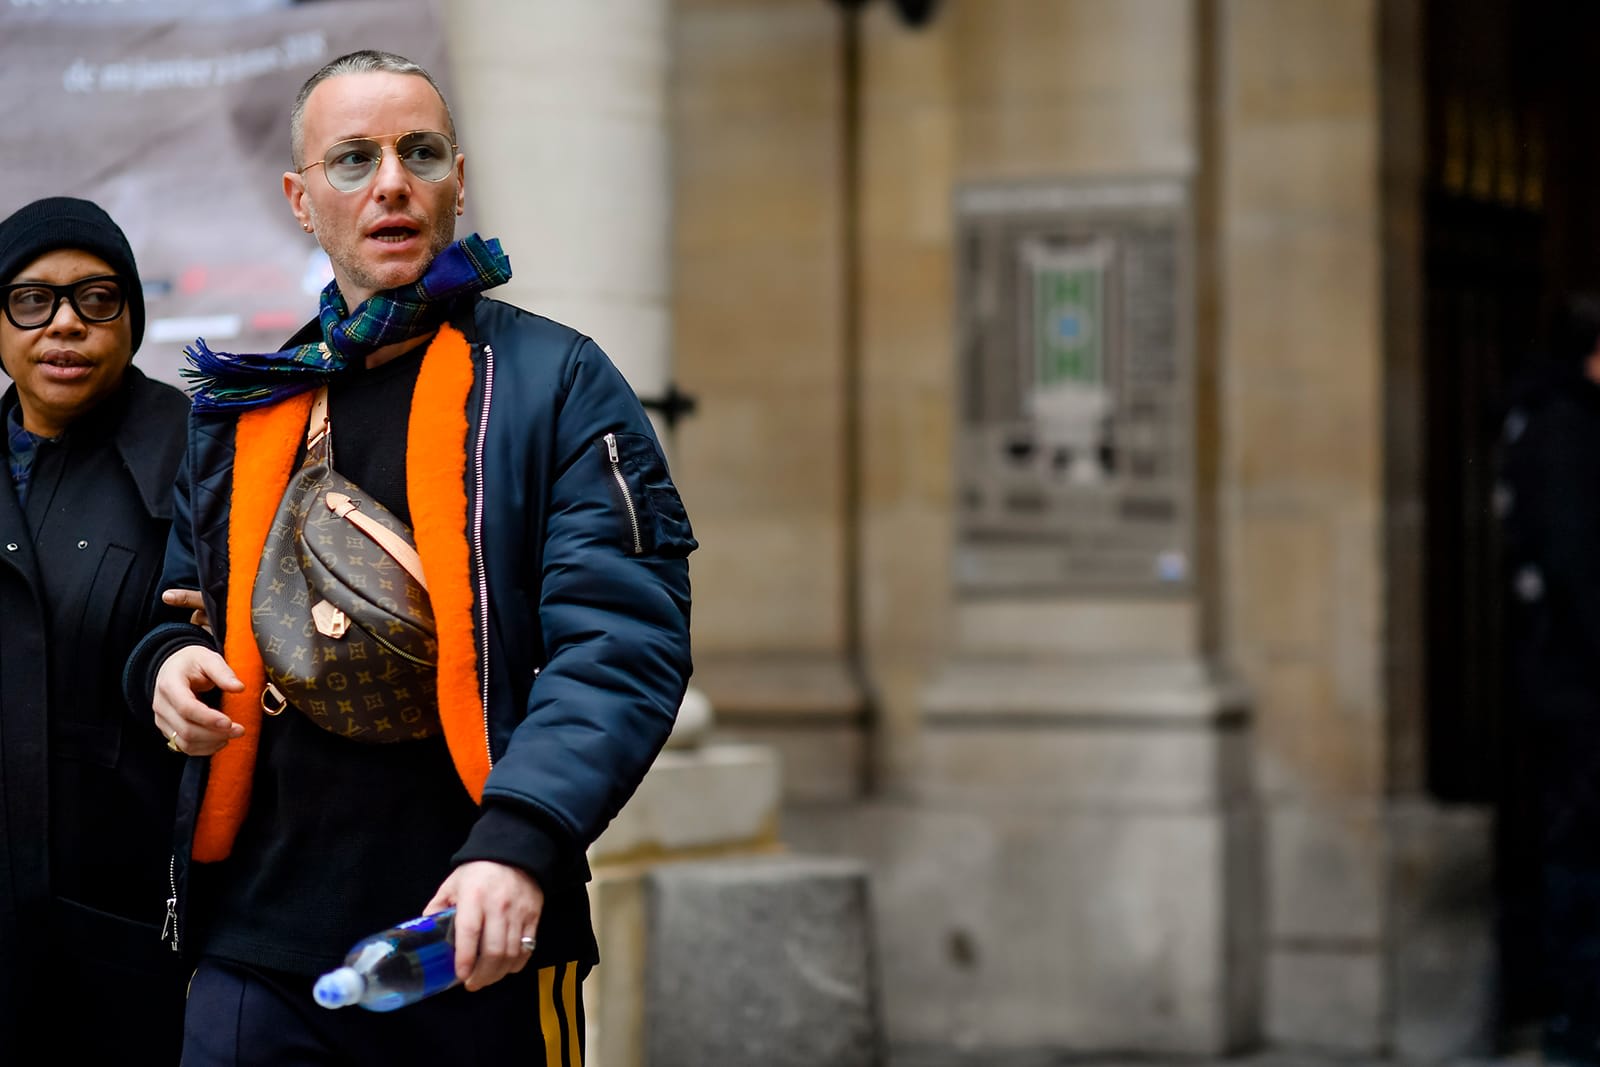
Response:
1036,265,1101,391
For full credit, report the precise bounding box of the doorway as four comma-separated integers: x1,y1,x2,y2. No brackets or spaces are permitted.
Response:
1416,0,1600,1032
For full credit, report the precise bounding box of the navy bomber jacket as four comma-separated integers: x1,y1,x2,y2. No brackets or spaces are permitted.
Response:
125,295,696,957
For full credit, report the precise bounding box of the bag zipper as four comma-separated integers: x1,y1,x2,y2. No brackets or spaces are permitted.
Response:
361,622,432,667
604,433,643,555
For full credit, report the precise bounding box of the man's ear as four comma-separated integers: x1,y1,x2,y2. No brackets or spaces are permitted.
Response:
454,152,466,216
284,172,312,232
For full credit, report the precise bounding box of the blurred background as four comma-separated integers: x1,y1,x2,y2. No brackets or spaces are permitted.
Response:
3,0,1590,1062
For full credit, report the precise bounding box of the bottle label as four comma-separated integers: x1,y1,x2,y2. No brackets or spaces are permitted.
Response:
395,911,457,998
415,940,458,995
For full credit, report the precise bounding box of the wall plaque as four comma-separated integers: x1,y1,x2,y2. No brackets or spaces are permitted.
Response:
954,178,1193,594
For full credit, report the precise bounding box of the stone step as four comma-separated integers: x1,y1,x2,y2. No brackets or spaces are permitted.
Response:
645,855,883,1067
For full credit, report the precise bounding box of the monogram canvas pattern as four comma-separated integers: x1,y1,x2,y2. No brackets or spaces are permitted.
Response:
252,422,441,744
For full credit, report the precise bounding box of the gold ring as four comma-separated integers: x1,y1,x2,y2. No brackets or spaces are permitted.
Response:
519,935,536,953
166,730,181,754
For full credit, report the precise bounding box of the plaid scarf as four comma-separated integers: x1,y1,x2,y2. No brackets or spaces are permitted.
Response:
184,233,511,412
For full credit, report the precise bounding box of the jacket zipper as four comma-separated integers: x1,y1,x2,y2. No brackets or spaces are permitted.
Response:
162,853,179,953
473,344,495,767
604,433,643,555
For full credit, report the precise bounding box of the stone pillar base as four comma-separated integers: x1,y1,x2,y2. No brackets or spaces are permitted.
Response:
1389,799,1495,1059
864,654,1263,1055
587,742,784,1067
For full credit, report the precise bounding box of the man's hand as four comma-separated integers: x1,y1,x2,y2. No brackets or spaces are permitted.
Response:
162,588,211,632
153,645,246,756
424,861,545,991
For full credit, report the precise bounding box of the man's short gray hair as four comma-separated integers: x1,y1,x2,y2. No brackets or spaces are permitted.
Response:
289,50,456,168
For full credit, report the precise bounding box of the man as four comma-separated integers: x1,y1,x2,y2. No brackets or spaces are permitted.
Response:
0,197,190,1064
1499,293,1600,1063
125,50,695,1064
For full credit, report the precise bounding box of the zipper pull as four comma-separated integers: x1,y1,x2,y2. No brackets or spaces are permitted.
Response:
162,895,179,952
605,432,619,463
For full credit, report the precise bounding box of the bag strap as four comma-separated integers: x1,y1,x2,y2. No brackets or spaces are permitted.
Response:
303,384,429,592
324,491,430,592
307,385,331,449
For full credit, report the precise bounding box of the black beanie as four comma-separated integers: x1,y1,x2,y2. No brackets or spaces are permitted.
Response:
0,197,145,354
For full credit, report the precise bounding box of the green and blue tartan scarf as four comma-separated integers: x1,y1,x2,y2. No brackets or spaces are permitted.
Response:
183,233,511,412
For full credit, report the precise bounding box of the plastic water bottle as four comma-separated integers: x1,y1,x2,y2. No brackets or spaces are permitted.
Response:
313,908,460,1012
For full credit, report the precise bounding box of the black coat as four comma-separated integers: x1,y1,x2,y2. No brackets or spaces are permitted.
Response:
1500,363,1600,1041
1503,367,1600,706
0,367,189,1063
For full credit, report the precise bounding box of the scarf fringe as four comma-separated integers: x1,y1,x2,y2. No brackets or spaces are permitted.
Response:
182,338,331,412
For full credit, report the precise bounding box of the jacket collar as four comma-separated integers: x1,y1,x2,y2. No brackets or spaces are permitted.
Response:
114,368,185,518
1,367,178,519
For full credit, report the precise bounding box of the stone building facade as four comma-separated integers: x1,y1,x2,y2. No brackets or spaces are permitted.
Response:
441,0,1591,1058
667,0,1494,1057
4,0,1543,1058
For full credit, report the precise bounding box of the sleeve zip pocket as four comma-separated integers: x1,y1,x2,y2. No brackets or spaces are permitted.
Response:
594,431,697,558
604,433,645,555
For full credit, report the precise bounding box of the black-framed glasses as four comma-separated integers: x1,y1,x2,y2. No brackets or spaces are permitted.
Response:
1,275,126,330
299,130,458,193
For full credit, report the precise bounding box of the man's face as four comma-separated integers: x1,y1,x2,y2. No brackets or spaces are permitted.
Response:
283,71,465,308
0,249,133,438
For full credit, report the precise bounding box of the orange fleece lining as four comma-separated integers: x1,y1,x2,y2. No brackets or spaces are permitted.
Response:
193,329,486,862
408,324,489,800
196,391,314,862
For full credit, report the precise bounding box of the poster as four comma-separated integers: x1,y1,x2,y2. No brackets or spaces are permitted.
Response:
0,0,449,384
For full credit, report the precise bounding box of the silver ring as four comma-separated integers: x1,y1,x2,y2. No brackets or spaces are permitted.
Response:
519,935,536,953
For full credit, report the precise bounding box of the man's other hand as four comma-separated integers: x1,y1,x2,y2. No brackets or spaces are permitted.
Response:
152,645,245,756
162,587,211,632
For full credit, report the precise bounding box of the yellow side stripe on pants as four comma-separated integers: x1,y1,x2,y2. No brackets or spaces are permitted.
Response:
538,963,583,1067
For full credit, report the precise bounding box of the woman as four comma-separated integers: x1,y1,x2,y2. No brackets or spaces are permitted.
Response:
0,197,190,1063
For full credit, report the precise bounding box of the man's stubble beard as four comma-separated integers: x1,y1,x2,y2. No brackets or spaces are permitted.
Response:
306,200,457,300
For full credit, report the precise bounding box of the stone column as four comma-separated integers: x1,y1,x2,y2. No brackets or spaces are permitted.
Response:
669,0,870,805
447,0,710,753
446,7,779,1065
1218,0,1392,1052
445,0,672,406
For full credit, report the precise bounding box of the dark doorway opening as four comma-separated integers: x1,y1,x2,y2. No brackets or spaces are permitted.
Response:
1420,0,1600,1034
